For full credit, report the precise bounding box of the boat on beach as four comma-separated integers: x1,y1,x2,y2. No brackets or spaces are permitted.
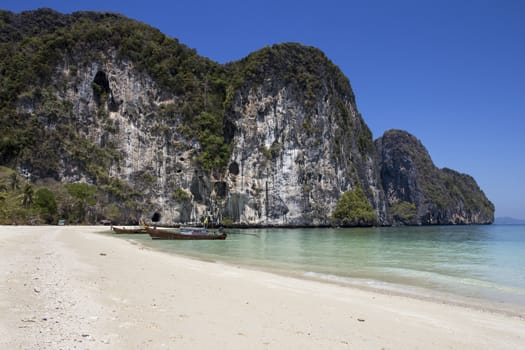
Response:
179,226,208,235
112,226,147,234
145,226,227,240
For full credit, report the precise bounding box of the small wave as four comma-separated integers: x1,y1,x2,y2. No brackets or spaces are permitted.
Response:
304,271,389,288
381,267,525,296
303,268,525,305
458,276,525,295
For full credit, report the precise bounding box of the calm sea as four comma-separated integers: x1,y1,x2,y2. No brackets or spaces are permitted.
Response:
114,225,525,312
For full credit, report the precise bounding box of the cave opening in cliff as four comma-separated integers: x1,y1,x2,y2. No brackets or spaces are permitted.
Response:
93,71,110,94
92,70,118,110
229,161,240,175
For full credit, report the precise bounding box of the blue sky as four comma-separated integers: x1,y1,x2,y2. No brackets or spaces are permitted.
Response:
3,1,525,218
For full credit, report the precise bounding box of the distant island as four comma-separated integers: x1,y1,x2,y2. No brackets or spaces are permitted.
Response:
495,217,525,225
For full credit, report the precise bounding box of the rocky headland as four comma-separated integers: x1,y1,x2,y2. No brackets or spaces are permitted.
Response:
0,8,494,226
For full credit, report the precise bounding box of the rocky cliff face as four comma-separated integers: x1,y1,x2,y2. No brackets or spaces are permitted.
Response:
376,130,494,225
0,9,493,225
222,45,387,225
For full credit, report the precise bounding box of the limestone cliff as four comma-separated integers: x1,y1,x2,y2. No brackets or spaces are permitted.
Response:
376,130,494,225
0,9,493,225
222,44,386,225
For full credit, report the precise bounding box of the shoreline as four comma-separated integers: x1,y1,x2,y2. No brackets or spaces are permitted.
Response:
298,271,525,319
142,222,497,229
116,228,525,319
133,242,525,319
1,226,524,349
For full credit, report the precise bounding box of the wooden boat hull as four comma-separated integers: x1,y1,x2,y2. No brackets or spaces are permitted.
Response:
146,227,227,240
112,227,147,234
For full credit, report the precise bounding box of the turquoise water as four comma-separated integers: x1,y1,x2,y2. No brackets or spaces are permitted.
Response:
117,225,525,310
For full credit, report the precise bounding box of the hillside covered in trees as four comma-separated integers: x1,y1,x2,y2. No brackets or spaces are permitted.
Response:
0,9,494,226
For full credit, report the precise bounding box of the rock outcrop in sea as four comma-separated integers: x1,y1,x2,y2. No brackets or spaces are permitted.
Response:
0,9,494,225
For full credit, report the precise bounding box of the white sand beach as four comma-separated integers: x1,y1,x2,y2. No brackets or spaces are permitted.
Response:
0,226,523,349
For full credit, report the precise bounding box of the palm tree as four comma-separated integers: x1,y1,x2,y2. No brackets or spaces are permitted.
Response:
9,173,20,191
22,183,34,207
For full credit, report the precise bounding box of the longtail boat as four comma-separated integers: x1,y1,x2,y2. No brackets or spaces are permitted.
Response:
112,226,147,234
145,226,227,240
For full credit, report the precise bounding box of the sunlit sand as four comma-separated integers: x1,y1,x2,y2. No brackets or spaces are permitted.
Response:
1,226,523,349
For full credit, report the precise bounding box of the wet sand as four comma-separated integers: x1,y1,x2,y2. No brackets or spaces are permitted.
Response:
1,226,523,349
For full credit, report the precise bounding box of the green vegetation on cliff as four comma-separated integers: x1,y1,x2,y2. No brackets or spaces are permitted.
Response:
390,201,417,223
0,8,230,176
229,43,354,105
332,187,377,226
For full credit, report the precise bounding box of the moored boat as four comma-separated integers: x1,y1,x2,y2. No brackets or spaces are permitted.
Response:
179,226,208,235
146,226,227,240
112,226,147,234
